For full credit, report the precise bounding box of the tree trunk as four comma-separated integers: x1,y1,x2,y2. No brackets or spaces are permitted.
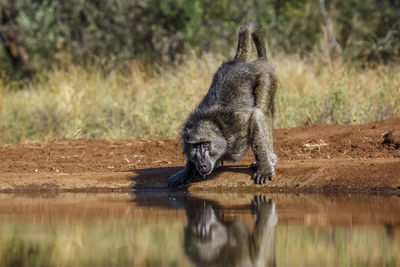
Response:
319,0,342,62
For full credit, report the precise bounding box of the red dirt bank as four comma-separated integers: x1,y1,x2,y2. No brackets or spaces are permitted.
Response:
0,118,399,193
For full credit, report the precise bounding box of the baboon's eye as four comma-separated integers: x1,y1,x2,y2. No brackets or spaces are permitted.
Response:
202,142,211,147
193,142,210,148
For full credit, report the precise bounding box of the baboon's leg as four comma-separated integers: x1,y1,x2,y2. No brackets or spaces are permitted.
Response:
266,116,277,167
251,195,277,265
168,161,196,188
251,109,276,184
254,68,276,117
251,67,277,172
250,125,277,169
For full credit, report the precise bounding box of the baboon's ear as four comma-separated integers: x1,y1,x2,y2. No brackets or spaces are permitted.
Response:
182,125,194,141
182,128,189,140
182,132,189,142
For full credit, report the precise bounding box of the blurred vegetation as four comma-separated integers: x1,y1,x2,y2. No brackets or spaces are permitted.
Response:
0,221,399,266
0,0,399,145
0,0,399,74
0,220,190,267
276,226,400,266
0,54,399,145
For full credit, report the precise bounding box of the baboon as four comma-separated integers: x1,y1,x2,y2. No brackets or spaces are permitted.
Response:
168,21,277,187
183,196,277,267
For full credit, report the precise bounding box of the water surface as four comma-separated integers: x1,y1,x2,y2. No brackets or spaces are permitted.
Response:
0,192,399,266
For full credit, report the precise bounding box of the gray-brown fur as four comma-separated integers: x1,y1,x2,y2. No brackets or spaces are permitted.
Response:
168,21,277,187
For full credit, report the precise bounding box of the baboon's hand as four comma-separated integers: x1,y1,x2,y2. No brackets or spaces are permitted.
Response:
252,167,274,184
168,170,189,188
251,194,272,208
251,195,277,224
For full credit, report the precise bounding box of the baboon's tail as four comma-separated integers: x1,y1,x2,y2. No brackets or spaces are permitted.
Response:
234,21,267,62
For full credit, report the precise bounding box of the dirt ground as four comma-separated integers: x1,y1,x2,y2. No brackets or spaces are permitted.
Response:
0,118,399,193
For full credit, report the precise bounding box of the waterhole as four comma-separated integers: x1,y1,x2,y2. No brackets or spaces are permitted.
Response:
0,192,399,266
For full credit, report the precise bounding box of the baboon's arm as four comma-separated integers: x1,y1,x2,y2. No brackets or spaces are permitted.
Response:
168,161,196,188
251,109,276,184
250,197,277,265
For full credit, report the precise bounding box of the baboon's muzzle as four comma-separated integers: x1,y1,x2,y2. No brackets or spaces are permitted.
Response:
197,161,212,176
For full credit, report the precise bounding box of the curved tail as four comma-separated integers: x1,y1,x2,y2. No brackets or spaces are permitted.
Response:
234,21,267,62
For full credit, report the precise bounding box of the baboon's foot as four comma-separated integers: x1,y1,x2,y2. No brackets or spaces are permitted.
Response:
251,195,273,209
252,167,274,184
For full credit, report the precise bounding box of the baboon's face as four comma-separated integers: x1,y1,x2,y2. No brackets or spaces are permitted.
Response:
183,121,226,176
188,141,213,175
185,203,228,262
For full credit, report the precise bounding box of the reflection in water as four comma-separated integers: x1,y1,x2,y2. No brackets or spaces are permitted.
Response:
0,193,399,266
183,196,277,267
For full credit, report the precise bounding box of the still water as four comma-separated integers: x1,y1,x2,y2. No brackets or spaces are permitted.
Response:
0,192,399,266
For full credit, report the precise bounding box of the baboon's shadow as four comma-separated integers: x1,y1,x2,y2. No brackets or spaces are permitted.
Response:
130,165,254,190
184,165,255,186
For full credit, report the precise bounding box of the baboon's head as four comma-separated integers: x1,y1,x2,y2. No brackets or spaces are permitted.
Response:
184,200,228,263
182,120,226,176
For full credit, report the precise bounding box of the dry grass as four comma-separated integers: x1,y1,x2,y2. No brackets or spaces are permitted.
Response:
0,53,399,145
276,225,400,266
0,220,190,267
0,221,398,266
275,55,400,127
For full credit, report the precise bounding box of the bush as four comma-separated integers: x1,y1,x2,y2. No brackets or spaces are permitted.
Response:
0,0,399,74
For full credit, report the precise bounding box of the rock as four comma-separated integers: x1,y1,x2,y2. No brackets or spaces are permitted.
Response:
382,130,400,148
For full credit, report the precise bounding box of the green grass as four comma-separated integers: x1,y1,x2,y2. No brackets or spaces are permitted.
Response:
0,53,399,145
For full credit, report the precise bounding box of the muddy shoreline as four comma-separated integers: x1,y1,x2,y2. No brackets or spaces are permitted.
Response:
1,118,399,194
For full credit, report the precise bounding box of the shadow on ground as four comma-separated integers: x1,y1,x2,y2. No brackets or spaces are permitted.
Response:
130,165,255,190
